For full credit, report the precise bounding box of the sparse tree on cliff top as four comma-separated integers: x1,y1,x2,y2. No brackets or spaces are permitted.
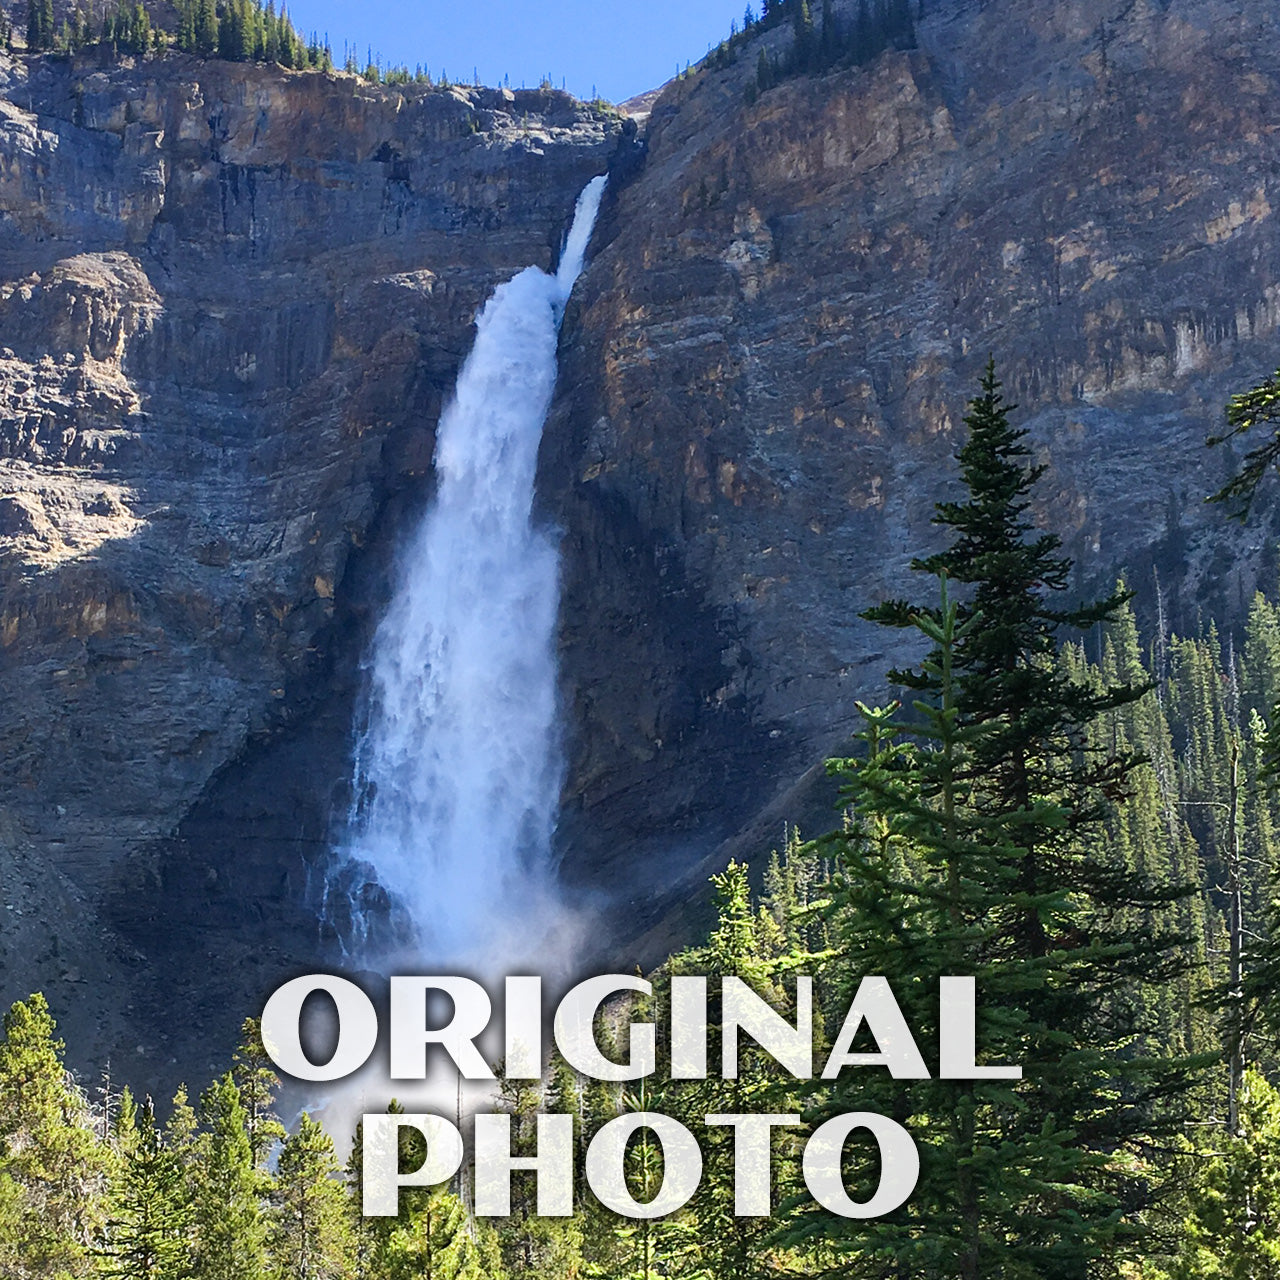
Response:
25,0,53,50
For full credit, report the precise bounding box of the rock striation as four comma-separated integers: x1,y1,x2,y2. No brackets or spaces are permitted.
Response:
543,0,1280,952
0,48,619,1085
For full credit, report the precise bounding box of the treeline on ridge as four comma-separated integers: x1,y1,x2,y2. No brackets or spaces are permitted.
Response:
687,0,917,101
17,0,332,67
11,0,587,90
10,0,926,100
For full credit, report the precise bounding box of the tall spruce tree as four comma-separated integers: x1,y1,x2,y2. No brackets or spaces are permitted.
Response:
787,363,1204,1278
657,862,805,1280
192,1073,266,1280
232,1017,285,1173
100,1096,191,1280
25,0,53,50
269,1113,352,1280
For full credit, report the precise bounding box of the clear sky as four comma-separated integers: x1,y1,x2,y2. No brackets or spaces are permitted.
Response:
285,0,744,104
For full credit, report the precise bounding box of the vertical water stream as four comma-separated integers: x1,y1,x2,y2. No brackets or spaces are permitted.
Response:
339,175,606,962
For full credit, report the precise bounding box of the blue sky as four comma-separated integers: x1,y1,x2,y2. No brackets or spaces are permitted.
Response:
285,0,744,103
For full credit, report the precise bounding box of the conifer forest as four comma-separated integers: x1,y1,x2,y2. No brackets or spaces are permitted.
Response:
6,363,1280,1278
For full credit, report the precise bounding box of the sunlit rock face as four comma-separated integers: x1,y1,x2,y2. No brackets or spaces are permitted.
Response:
4,0,1280,1092
542,0,1280,954
0,49,619,1088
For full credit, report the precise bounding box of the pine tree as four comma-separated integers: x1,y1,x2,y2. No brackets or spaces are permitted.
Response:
345,1116,395,1280
790,363,1206,1276
232,1017,285,1173
490,1067,584,1280
100,1096,192,1280
195,0,218,55
25,0,53,50
791,0,816,71
1170,1068,1280,1278
546,1057,584,1175
755,47,773,93
269,1113,351,1280
656,862,805,1280
191,1073,266,1280
1078,590,1213,1067
1207,366,1280,521
389,1184,496,1280
819,0,837,65
0,993,107,1278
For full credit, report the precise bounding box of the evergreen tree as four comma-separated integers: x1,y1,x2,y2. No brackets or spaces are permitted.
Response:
196,0,218,55
657,862,805,1280
792,0,816,70
0,993,107,1279
191,1074,266,1280
1075,590,1213,1067
490,1068,584,1280
389,1183,497,1280
25,0,53,50
345,1116,394,1280
1170,1068,1280,1278
269,1113,351,1280
100,1096,192,1280
1208,366,1280,520
789,363,1205,1277
819,0,837,65
232,1018,285,1173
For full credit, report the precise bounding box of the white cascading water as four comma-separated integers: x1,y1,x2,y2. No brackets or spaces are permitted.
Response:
340,175,606,965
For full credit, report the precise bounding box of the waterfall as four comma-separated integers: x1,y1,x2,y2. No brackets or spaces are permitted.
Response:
338,175,606,963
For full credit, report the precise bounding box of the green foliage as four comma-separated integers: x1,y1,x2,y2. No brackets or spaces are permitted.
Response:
729,0,916,100
1208,367,1280,521
100,1095,193,1279
192,1074,267,1280
172,0,330,68
386,1183,493,1280
269,1113,352,1280
6,355,1280,1275
1169,1069,1280,1279
25,0,54,50
490,1068,582,1280
785,362,1206,1276
657,862,806,1279
101,3,154,57
232,1017,286,1173
0,993,107,1278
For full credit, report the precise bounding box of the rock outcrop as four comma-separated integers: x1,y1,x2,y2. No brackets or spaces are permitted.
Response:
0,49,619,1085
543,0,1280,952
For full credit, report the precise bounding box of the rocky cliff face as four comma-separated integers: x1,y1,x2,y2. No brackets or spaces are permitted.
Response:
0,49,619,1084
2,0,1280,1091
544,0,1280,952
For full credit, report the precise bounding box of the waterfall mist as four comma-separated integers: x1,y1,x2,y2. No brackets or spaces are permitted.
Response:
333,175,607,975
